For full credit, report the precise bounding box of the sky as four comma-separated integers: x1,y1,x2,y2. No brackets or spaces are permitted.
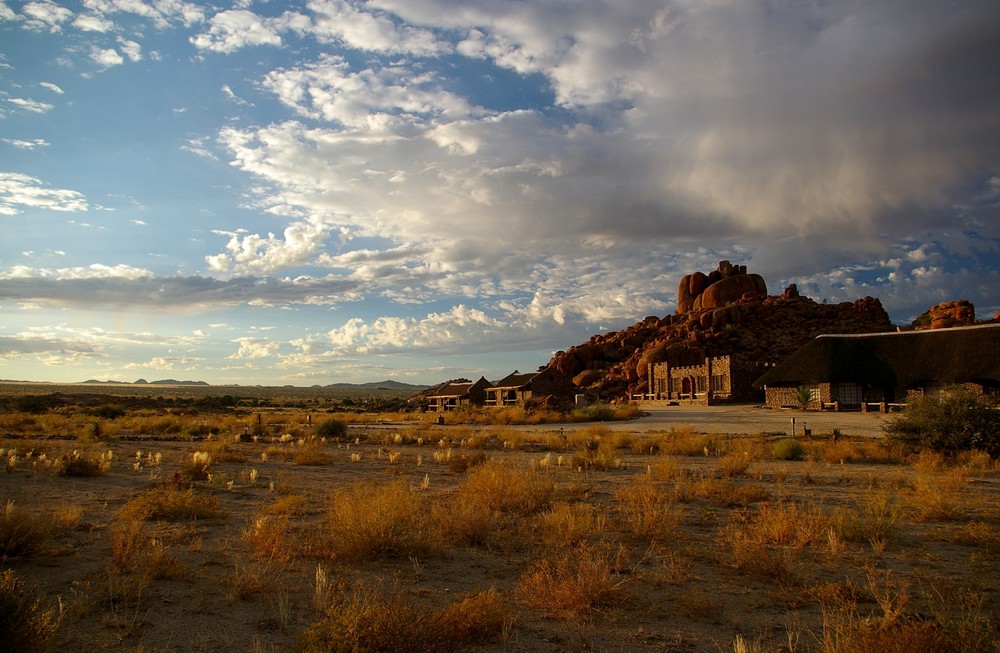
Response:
1,0,999,386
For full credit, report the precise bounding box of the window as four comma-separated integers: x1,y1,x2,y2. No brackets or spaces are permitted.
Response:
711,374,727,393
837,383,863,405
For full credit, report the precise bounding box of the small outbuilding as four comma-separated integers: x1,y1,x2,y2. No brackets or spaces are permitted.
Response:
754,324,1000,409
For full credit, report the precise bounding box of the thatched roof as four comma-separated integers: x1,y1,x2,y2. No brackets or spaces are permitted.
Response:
754,324,1000,388
426,377,491,399
491,370,541,390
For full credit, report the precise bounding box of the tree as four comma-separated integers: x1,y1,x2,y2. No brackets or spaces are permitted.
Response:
885,386,1000,456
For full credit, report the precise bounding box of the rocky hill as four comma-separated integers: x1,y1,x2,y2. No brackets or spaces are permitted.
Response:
548,261,895,400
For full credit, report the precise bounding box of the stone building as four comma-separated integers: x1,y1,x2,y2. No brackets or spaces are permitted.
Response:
754,324,1000,410
425,377,492,412
485,367,575,408
646,355,766,405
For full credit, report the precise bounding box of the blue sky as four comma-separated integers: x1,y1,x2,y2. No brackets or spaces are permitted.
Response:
1,0,998,386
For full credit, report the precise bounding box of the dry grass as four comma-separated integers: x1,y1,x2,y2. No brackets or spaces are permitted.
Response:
910,454,968,522
833,488,902,552
0,568,61,653
297,582,511,652
244,514,296,563
516,542,632,619
55,449,111,476
613,477,682,543
719,501,832,582
538,501,605,548
0,500,56,558
119,485,224,522
292,442,332,466
323,479,430,560
456,459,554,515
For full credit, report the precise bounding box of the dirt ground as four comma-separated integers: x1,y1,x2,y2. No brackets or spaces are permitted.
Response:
2,423,999,652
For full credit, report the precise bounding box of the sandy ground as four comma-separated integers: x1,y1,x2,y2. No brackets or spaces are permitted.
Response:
2,415,998,652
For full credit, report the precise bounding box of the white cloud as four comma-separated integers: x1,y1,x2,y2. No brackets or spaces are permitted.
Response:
72,13,113,31
90,46,124,67
307,0,449,56
81,0,205,29
262,55,477,129
0,172,88,215
228,336,280,360
190,9,308,53
2,138,50,150
118,38,142,62
39,81,64,94
20,1,74,32
6,97,54,113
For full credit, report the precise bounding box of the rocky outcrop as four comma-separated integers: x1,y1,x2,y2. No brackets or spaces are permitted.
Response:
912,300,976,330
549,264,896,401
677,261,766,313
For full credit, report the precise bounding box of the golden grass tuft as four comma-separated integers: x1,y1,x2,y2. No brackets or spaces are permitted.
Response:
718,501,832,581
119,485,224,522
323,479,430,560
538,501,605,548
0,568,60,653
516,542,632,619
297,583,511,653
0,500,58,558
456,459,553,515
292,442,332,466
613,478,682,543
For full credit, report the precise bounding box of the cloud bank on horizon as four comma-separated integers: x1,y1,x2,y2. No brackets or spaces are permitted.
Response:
1,0,998,385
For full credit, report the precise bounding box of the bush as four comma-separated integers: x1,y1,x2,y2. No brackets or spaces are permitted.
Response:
316,418,347,440
772,438,806,461
885,387,1000,456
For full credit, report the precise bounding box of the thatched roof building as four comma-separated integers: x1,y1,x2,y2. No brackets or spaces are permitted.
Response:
755,324,1000,408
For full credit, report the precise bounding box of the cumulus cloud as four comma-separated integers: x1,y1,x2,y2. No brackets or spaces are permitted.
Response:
307,0,448,56
90,46,124,67
190,9,308,53
20,1,74,32
0,172,88,215
81,0,205,29
228,336,280,360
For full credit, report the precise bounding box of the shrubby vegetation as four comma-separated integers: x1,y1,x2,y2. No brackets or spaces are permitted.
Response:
885,387,1000,456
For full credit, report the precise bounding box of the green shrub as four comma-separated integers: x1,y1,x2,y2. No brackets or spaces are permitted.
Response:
772,438,806,461
316,418,347,440
885,387,1000,456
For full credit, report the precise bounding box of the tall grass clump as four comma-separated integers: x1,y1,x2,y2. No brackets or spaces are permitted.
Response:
833,489,901,553
324,479,430,560
0,569,60,653
0,500,54,558
297,583,511,653
538,502,605,549
55,449,112,477
119,485,224,522
909,453,967,522
516,543,632,619
457,459,553,515
614,478,682,543
719,502,831,581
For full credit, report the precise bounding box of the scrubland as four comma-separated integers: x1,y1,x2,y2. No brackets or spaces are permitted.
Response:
1,409,999,652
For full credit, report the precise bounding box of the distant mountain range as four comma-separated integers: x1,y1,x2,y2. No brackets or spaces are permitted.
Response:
321,380,428,391
80,379,210,386
68,378,427,390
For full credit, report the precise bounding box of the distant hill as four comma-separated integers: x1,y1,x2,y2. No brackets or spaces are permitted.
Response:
324,380,428,391
80,379,209,386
